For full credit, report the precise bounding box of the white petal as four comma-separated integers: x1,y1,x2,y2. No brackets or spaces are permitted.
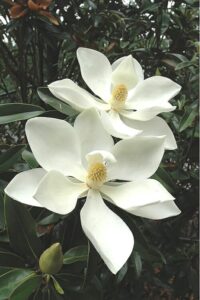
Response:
126,76,181,110
121,105,175,121
77,48,112,100
25,117,84,179
112,55,144,90
34,170,88,214
48,79,109,112
110,136,165,181
130,200,181,219
101,179,174,210
99,110,141,139
5,168,46,207
74,108,114,166
80,189,134,274
122,116,177,150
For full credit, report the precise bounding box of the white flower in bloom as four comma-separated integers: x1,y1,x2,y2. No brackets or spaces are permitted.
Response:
48,48,181,149
5,109,180,274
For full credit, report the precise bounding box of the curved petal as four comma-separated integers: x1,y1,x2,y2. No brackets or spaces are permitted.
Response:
74,108,114,166
126,76,181,110
5,168,46,207
130,200,181,220
99,110,141,139
110,136,165,181
77,48,112,100
101,179,174,210
122,116,177,150
80,189,134,274
48,79,109,112
121,105,176,121
34,170,88,214
25,117,83,179
112,55,144,90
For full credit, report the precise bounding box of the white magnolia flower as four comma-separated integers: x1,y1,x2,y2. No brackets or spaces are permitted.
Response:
48,48,181,149
5,109,180,274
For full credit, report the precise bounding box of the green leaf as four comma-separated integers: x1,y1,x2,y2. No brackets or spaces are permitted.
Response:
175,61,196,70
22,150,39,169
38,213,61,226
141,2,160,12
63,245,88,264
149,246,167,264
82,243,99,288
51,276,64,295
38,87,77,117
4,196,43,262
188,266,199,298
10,274,41,300
116,263,128,283
0,248,25,267
0,104,44,124
179,106,198,132
0,267,41,300
55,273,83,292
0,145,25,173
162,53,189,68
32,283,63,300
161,12,170,34
0,190,5,230
126,216,149,250
131,251,142,278
152,166,176,193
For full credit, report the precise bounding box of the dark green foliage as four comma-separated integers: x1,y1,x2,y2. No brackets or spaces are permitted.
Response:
0,0,198,299
0,103,44,124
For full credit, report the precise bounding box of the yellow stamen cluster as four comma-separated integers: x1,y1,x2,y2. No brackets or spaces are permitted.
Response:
110,84,128,111
86,162,107,190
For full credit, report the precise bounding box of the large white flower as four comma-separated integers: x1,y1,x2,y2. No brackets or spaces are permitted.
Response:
5,108,180,274
48,48,181,149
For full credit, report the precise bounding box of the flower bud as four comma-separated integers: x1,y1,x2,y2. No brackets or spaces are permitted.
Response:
39,243,63,275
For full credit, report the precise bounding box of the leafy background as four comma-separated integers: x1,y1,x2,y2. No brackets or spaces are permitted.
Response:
0,0,199,299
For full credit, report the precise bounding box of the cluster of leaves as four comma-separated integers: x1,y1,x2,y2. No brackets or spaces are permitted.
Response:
0,0,199,299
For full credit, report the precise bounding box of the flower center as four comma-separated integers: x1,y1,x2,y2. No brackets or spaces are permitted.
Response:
110,84,128,111
86,162,107,190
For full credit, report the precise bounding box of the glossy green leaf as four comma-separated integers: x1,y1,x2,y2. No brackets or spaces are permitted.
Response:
152,166,176,193
126,216,149,249
10,274,41,300
37,87,77,117
82,243,100,288
116,263,128,283
0,267,41,300
161,12,170,34
55,273,83,291
38,213,61,226
0,104,44,124
0,190,5,230
51,276,64,295
179,106,198,132
175,60,196,70
0,248,25,267
4,196,43,262
0,145,25,173
22,150,39,169
188,266,199,298
63,245,88,264
132,251,142,278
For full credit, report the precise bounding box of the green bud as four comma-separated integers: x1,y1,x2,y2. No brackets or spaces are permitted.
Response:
39,243,63,275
